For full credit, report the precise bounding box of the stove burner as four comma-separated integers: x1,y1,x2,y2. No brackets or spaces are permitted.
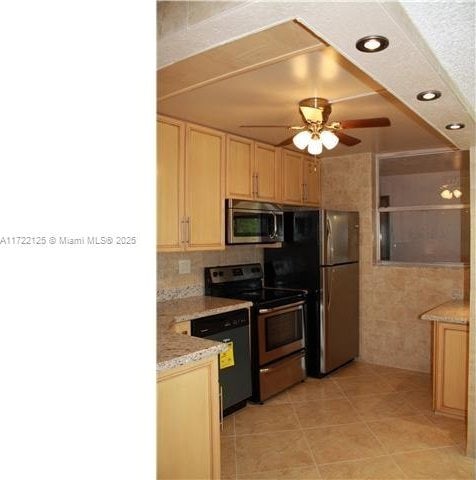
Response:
205,263,306,308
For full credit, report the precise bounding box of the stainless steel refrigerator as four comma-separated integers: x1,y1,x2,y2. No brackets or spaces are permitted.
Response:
264,209,359,376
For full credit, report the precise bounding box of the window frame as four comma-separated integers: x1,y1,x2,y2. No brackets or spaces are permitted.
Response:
375,149,470,267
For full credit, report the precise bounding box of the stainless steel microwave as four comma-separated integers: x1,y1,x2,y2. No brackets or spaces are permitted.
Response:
226,199,284,244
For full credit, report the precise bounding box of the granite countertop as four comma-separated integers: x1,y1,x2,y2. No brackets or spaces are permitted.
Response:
157,331,228,372
420,299,470,325
157,296,252,373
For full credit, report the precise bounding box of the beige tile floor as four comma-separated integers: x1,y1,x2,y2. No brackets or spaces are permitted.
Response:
221,361,474,479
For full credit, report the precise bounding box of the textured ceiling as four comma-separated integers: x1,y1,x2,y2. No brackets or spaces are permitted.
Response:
158,29,455,156
157,1,475,153
400,1,475,113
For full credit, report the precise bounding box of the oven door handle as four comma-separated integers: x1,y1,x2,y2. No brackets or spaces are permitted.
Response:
258,301,304,314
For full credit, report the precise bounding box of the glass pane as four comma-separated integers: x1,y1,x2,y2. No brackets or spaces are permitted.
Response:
379,151,469,207
379,209,470,264
233,213,273,237
265,311,303,351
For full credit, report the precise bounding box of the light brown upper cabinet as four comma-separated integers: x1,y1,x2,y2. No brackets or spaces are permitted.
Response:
226,135,281,202
157,116,225,251
186,123,225,250
157,116,184,251
302,157,320,206
282,149,320,206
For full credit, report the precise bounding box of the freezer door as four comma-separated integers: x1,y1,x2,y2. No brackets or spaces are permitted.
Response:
320,210,359,265
320,263,359,374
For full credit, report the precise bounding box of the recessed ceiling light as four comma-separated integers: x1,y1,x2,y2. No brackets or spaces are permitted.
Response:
445,123,465,130
416,90,441,101
355,35,389,53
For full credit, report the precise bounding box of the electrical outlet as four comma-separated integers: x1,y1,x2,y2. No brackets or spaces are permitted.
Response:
178,259,191,274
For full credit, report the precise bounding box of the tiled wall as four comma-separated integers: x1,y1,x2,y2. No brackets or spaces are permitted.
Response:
321,152,468,373
157,246,263,301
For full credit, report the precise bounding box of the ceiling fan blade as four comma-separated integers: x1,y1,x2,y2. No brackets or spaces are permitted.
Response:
240,124,304,129
276,136,295,147
339,117,391,129
335,131,361,146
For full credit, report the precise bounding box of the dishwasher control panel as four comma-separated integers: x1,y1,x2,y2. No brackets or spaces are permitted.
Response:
191,308,249,337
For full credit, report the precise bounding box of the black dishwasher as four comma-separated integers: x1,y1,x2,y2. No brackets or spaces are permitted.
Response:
191,308,252,415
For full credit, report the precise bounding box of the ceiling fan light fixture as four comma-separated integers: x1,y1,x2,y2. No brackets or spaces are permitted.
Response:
355,35,389,53
292,130,312,149
307,136,323,155
320,130,339,150
445,122,465,130
440,188,453,200
416,90,441,101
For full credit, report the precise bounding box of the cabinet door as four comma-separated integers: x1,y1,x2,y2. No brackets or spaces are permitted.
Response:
157,117,185,251
185,124,225,250
282,150,303,204
433,322,468,417
303,158,320,206
157,358,221,479
255,143,280,201
226,135,254,200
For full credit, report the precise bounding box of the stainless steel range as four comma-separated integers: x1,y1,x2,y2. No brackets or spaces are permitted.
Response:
205,263,307,402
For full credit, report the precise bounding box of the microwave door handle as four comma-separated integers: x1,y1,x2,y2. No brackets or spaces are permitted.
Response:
272,213,278,239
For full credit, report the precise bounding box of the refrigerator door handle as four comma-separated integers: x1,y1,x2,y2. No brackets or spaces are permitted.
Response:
326,216,334,265
320,269,328,373
327,268,333,312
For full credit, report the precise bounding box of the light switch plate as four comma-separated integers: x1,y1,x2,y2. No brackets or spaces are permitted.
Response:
178,259,191,274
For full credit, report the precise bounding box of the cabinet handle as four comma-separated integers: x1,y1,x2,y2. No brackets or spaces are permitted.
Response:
256,173,259,198
186,217,191,245
252,173,257,197
181,218,187,244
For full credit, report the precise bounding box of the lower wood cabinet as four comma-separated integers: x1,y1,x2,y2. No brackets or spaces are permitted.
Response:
157,356,221,479
432,321,469,418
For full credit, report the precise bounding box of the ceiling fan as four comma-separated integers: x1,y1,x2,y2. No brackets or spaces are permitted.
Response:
241,97,391,155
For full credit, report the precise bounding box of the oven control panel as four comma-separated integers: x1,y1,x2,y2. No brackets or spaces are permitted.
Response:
206,263,262,284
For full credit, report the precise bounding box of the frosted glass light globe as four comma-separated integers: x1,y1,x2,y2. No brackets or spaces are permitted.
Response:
453,189,462,199
440,189,453,199
307,136,323,155
292,130,312,150
320,130,339,150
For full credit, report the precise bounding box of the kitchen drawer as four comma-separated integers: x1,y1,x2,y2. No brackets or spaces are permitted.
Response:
259,350,305,401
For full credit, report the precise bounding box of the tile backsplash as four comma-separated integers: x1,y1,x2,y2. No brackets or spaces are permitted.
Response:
157,246,263,301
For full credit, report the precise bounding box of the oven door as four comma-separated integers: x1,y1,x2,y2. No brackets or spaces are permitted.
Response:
257,301,305,365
